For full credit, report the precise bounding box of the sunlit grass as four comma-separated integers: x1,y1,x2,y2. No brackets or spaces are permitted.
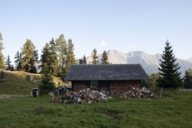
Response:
0,71,70,95
0,91,191,128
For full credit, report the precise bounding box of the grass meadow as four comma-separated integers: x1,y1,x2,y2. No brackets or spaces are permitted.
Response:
0,91,192,128
0,71,69,95
0,71,192,128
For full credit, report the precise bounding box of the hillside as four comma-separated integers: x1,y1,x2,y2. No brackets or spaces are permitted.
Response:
0,71,69,95
87,50,192,76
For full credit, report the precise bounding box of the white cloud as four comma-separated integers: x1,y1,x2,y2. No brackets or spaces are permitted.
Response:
101,40,107,46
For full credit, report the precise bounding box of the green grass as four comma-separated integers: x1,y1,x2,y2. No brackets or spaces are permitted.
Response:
0,71,70,95
0,91,192,128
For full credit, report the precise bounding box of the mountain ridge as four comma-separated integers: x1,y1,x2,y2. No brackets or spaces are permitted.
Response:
86,50,192,76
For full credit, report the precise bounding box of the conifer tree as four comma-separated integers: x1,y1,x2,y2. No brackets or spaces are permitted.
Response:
5,55,12,70
65,39,76,75
40,39,58,76
56,34,67,77
101,50,109,64
11,65,14,71
83,55,87,64
148,73,160,90
91,48,99,64
49,38,58,76
0,33,5,69
40,43,50,70
183,69,192,89
14,51,22,71
30,50,39,73
157,40,183,88
38,65,55,95
20,39,36,72
33,50,39,61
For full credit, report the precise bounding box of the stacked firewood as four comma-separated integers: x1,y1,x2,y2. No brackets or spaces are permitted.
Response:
58,88,107,104
120,87,158,99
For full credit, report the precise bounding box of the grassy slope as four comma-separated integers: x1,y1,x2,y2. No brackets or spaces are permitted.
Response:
0,91,192,128
0,71,70,95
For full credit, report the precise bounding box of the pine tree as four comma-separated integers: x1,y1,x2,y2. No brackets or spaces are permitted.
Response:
11,65,14,71
157,40,183,88
183,69,192,89
101,50,109,64
20,39,36,72
0,33,5,69
5,55,12,70
56,34,67,77
65,39,76,76
49,38,58,76
30,50,39,73
38,65,55,95
148,73,160,90
91,48,99,64
40,39,58,76
14,51,22,71
40,43,50,70
33,50,39,61
83,55,87,64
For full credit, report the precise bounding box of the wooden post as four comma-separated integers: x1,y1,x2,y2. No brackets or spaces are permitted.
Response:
178,85,184,95
52,93,54,103
160,88,162,98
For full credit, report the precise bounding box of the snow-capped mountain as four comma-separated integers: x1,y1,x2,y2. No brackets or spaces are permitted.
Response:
87,50,192,76
188,57,192,63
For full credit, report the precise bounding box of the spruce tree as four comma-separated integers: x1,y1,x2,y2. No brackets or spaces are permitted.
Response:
20,39,36,72
40,43,50,70
14,51,22,71
83,55,87,64
157,40,183,88
183,69,192,89
55,34,67,77
101,50,109,64
11,65,14,71
30,50,39,73
91,48,99,64
0,33,5,69
5,55,12,70
40,39,58,76
49,38,58,76
65,39,76,76
148,73,160,90
38,65,55,95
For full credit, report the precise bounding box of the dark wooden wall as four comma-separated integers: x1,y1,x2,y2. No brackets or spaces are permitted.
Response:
72,80,141,95
72,81,90,92
110,80,141,95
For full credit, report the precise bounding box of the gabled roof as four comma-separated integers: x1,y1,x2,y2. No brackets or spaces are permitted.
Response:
65,64,148,81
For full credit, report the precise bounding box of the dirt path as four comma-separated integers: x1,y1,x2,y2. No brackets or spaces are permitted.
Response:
0,94,26,99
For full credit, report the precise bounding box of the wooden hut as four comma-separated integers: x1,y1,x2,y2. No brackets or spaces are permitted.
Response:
65,64,148,95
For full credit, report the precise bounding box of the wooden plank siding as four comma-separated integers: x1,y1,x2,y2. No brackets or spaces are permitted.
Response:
110,80,141,95
72,80,141,95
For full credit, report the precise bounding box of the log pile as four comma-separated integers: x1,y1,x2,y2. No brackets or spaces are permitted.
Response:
120,87,158,99
58,88,107,104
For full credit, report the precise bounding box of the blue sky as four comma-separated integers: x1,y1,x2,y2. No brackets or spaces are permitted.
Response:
1,0,192,64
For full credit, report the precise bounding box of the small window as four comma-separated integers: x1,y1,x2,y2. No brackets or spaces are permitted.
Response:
91,81,98,88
